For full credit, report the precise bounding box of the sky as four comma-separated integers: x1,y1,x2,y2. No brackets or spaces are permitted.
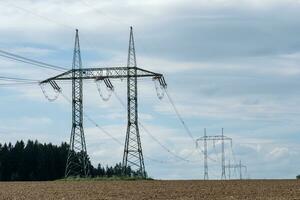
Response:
0,0,300,179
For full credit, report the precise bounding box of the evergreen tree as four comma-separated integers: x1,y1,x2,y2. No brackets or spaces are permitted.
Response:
0,140,146,181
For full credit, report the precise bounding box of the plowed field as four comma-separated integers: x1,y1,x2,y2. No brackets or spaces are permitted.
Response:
0,180,299,200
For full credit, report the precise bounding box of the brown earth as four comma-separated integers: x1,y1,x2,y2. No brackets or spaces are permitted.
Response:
0,180,299,200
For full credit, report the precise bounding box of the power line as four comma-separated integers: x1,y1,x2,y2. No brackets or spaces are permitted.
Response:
60,92,123,145
0,1,207,171
60,90,184,166
113,91,201,163
1,0,126,56
0,62,205,165
0,76,243,175
139,123,195,163
0,76,40,87
0,82,39,87
78,0,129,26
0,0,135,65
0,52,189,165
0,1,74,30
164,89,195,141
0,4,249,176
163,88,219,163
0,49,68,71
0,76,40,82
82,87,202,163
0,53,61,71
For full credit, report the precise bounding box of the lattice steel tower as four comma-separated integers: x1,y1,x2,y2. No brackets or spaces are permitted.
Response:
41,27,166,178
122,27,146,177
65,29,89,177
196,128,232,180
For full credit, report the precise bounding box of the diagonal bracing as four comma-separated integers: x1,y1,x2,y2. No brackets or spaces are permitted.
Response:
40,27,167,178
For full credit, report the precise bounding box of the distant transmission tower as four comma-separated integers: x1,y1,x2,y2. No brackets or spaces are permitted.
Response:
122,27,146,177
225,160,247,180
65,29,89,177
196,128,232,180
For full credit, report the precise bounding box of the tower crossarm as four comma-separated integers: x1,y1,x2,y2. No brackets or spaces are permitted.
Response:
225,164,247,168
40,67,166,84
196,135,232,143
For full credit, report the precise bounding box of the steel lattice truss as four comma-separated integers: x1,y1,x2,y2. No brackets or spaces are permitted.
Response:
122,27,145,177
196,130,232,180
41,68,166,178
197,135,233,142
65,29,89,178
41,28,167,178
40,67,165,83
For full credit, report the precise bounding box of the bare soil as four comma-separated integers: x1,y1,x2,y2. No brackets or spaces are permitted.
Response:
0,180,299,200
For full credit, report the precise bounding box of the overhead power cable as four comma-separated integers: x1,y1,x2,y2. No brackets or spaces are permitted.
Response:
139,122,194,162
163,88,218,162
60,90,175,165
60,92,122,145
0,76,40,87
0,53,59,71
0,49,68,72
0,1,74,30
164,89,195,141
113,91,201,163
0,82,39,87
0,0,123,56
0,0,215,168
0,76,40,82
78,0,129,26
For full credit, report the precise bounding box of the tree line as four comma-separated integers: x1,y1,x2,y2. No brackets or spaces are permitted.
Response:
0,140,144,181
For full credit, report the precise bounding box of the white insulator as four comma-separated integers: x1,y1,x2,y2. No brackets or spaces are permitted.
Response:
154,79,165,100
95,80,113,101
40,83,60,102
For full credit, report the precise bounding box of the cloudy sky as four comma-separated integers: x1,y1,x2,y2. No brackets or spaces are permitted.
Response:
0,0,300,179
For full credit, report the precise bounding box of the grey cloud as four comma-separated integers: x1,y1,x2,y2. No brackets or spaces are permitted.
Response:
135,2,300,62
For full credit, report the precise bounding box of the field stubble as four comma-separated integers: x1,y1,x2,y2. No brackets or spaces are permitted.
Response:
0,180,299,200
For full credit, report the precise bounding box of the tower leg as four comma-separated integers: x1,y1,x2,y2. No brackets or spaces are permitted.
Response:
204,128,208,180
221,128,226,180
239,160,242,180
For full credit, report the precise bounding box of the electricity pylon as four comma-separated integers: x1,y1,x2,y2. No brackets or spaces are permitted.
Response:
122,27,145,177
65,29,89,177
40,27,167,178
225,160,247,180
196,128,232,180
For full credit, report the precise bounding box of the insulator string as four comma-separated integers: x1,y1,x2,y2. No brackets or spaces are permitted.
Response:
95,80,113,101
153,78,165,100
40,82,60,102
